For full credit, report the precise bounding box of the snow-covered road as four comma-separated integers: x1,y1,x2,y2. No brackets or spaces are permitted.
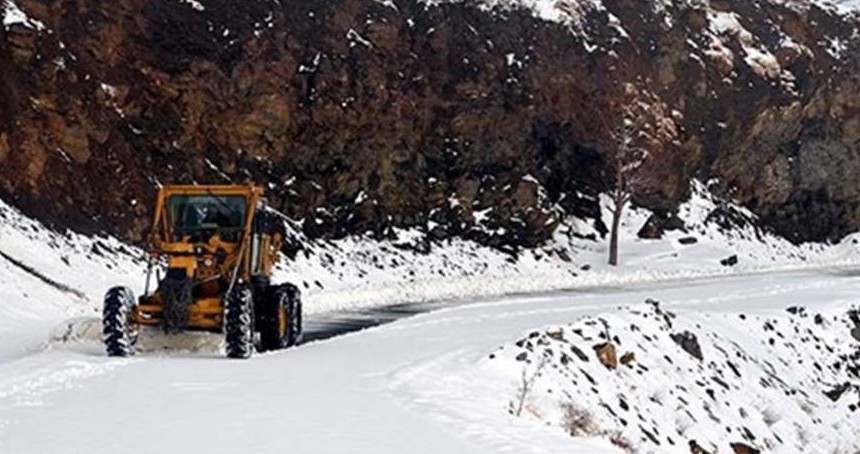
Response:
1,268,859,453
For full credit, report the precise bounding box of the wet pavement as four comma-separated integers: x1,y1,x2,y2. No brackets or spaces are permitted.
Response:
302,300,451,343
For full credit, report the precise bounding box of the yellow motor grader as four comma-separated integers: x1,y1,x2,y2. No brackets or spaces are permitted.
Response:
103,185,302,358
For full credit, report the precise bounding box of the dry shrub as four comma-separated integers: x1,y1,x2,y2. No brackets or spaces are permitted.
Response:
562,404,637,453
561,403,598,437
609,431,635,453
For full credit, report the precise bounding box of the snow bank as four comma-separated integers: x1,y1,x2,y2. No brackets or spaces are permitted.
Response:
3,178,860,358
0,199,143,359
484,301,860,453
280,180,860,315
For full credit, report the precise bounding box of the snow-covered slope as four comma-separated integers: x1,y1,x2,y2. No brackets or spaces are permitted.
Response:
0,200,143,360
484,302,860,452
386,272,860,454
3,179,860,358
277,181,860,314
1,182,860,452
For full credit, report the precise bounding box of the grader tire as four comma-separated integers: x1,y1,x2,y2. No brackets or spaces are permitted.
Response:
259,284,302,352
225,284,254,359
284,284,303,347
103,286,138,357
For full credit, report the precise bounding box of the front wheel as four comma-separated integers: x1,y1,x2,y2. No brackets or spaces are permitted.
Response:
224,284,254,359
103,286,138,357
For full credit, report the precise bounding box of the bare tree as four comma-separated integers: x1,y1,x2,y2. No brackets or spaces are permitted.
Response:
607,107,648,267
512,354,549,417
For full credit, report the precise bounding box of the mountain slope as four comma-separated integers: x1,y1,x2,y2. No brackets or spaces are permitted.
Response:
2,0,860,249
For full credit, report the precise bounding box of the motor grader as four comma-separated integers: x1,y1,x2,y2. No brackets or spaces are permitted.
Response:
102,184,302,359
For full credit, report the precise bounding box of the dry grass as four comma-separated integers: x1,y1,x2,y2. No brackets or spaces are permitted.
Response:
561,403,598,437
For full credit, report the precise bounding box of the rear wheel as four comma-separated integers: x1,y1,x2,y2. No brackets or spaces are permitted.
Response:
259,284,302,352
103,286,138,357
285,284,303,347
224,284,254,359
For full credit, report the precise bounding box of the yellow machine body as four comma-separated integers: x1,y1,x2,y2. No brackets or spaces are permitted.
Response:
133,185,282,331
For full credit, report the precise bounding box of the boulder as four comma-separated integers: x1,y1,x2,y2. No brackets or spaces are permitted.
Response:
721,255,739,267
638,212,686,239
546,330,564,341
619,351,636,366
729,442,760,454
593,342,618,370
688,440,713,454
671,331,703,361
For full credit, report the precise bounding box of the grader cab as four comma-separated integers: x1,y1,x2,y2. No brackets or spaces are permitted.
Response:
102,185,302,359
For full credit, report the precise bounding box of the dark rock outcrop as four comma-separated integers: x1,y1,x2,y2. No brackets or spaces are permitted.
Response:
671,331,703,361
720,255,739,267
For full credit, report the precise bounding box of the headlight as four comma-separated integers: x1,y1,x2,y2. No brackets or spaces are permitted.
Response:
203,257,214,267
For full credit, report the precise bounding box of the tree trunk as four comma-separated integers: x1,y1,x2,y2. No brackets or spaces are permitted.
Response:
608,202,622,266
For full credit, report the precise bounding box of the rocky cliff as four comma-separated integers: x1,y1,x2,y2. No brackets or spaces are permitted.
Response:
1,0,859,249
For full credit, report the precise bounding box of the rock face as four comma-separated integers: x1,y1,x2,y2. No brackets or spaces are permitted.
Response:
2,0,860,247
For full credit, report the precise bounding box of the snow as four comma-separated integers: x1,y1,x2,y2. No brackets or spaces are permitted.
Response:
482,302,859,452
1,177,860,451
178,0,205,12
2,268,859,452
99,83,117,98
3,176,859,347
826,0,860,13
422,0,606,30
2,0,45,30
0,200,143,361
824,35,848,59
272,180,860,316
388,272,860,454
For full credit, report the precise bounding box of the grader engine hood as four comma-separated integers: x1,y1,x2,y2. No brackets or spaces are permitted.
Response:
161,239,240,281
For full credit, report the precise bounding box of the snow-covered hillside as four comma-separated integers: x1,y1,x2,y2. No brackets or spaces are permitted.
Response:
0,200,142,360
276,181,860,313
4,0,860,451
485,302,860,452
386,272,860,454
3,179,860,356
2,182,860,452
